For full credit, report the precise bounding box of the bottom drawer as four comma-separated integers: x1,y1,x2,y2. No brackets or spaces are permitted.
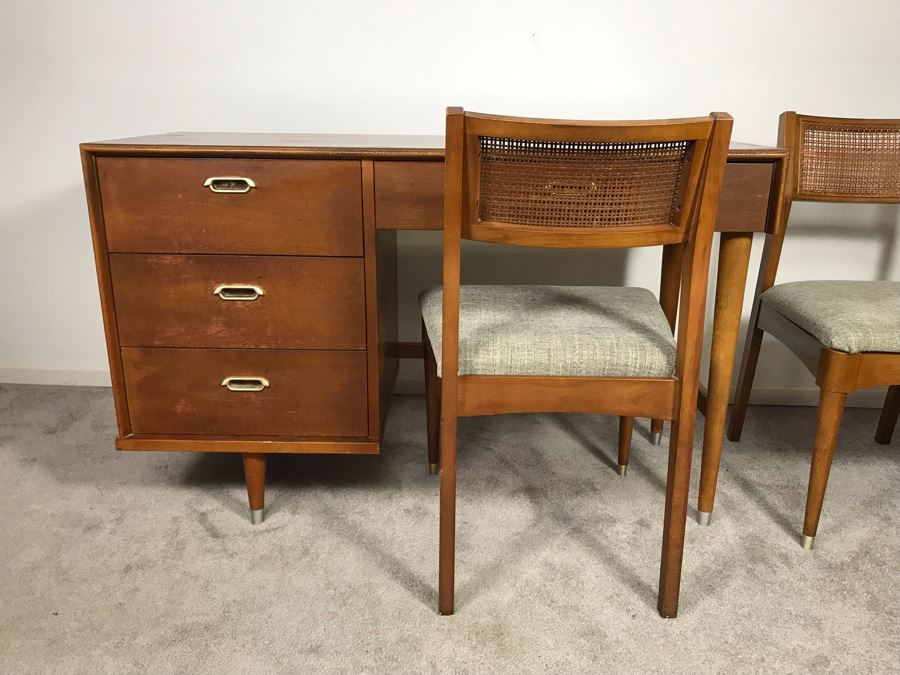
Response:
122,348,368,437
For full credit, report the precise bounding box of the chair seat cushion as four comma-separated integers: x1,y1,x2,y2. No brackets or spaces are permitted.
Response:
419,285,676,378
761,280,900,353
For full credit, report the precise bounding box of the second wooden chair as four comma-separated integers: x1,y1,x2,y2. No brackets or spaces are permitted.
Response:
699,112,900,549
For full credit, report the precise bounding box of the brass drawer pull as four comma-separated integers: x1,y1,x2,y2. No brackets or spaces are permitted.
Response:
203,176,257,193
213,284,265,301
221,376,270,392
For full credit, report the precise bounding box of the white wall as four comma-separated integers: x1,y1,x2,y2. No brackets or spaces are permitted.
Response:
1,0,898,405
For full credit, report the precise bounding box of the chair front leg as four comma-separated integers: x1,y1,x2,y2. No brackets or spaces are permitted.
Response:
617,416,633,476
649,419,664,446
802,388,847,550
875,385,899,445
658,412,695,618
727,317,765,442
423,328,441,475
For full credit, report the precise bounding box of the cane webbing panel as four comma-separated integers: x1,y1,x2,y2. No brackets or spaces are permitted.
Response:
799,121,900,199
477,137,690,228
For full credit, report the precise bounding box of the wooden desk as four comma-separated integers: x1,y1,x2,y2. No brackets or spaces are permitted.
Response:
81,133,787,527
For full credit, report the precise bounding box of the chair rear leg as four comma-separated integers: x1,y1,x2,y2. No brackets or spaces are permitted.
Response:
438,416,458,615
802,389,847,550
875,385,899,445
617,416,633,476
658,413,696,618
727,322,764,442
423,328,441,475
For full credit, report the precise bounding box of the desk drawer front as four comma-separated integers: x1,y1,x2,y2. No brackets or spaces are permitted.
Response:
374,161,443,229
110,254,366,349
122,348,368,437
98,157,363,255
716,163,774,233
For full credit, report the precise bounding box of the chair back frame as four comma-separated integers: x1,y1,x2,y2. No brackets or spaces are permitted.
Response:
780,112,900,205
452,111,717,249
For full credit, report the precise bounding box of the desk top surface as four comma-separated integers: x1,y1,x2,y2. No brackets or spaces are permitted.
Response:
82,132,786,161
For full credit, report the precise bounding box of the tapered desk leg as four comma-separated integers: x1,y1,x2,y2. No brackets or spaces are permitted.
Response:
242,453,267,525
697,233,753,525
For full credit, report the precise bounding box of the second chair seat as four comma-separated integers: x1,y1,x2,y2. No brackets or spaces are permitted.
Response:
761,280,900,353
420,284,676,377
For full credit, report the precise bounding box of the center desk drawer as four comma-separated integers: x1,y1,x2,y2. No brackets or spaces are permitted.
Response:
122,348,368,437
110,254,366,349
97,157,363,256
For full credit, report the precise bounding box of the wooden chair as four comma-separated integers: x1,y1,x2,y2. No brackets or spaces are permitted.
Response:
702,112,900,549
421,108,733,617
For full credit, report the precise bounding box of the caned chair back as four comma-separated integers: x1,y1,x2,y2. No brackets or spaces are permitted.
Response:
445,110,730,249
780,112,900,204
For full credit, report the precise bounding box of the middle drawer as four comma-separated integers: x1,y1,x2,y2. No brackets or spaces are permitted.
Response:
110,254,366,349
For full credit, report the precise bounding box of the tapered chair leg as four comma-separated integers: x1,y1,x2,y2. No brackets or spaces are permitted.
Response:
727,322,764,442
649,419,664,446
424,330,441,475
875,385,899,445
242,453,267,525
801,389,847,550
617,416,633,476
438,417,458,615
658,413,696,618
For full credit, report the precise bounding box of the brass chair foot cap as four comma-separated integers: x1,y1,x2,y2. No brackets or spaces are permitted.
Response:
428,462,439,476
697,511,712,526
249,508,265,525
801,534,815,550
617,464,628,477
650,431,662,446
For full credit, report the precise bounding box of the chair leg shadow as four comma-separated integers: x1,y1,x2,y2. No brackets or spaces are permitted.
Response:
723,466,799,541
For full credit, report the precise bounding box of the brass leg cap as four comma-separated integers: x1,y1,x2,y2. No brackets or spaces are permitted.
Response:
428,462,439,476
801,534,815,550
697,511,712,526
617,464,628,477
249,508,265,525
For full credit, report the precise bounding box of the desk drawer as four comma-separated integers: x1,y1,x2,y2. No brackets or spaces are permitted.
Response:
374,161,443,229
122,348,368,437
110,254,366,349
98,157,363,255
717,163,774,233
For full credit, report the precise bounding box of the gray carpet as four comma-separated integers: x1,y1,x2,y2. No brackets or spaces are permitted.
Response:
0,383,897,674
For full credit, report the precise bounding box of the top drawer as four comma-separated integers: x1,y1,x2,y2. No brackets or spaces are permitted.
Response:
96,158,363,256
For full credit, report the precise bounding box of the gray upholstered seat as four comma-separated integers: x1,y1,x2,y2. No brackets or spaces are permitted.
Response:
419,285,676,378
761,280,900,354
